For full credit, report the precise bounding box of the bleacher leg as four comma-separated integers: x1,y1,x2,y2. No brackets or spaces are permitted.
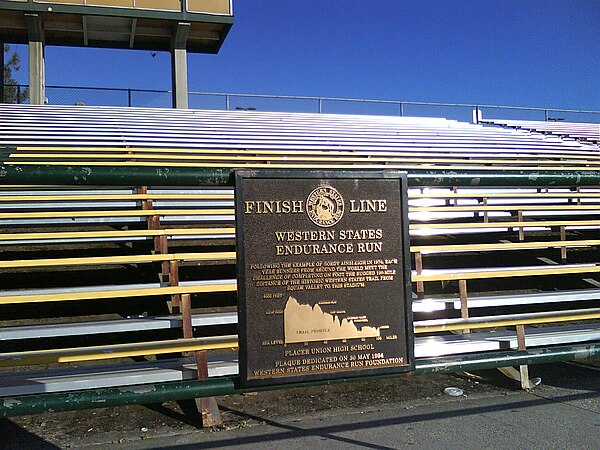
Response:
496,326,535,391
415,252,425,298
180,293,223,428
169,259,181,312
459,280,470,334
518,211,525,241
194,350,223,428
483,198,489,223
516,324,533,390
560,226,567,262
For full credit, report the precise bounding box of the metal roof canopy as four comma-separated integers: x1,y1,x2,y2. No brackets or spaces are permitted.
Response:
0,1,234,107
0,1,233,52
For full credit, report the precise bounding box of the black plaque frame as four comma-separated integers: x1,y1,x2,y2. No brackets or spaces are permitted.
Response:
236,169,414,388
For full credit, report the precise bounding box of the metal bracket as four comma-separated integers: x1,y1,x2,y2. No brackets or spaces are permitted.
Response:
171,22,190,50
24,14,45,43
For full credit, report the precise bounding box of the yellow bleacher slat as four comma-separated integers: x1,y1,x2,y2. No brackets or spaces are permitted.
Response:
0,227,236,242
0,251,235,269
3,160,599,171
0,209,234,219
414,308,600,333
1,192,597,203
409,219,600,230
409,192,600,199
0,336,239,367
8,152,599,167
412,264,600,282
0,282,237,305
410,239,600,253
411,204,600,212
0,194,233,202
15,146,600,161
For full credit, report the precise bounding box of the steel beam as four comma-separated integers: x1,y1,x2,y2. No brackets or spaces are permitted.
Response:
24,14,45,105
171,22,190,109
0,42,4,104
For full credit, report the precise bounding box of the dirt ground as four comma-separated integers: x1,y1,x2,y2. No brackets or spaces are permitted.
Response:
2,369,509,449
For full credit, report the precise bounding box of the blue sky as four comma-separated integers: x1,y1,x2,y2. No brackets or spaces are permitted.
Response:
8,0,600,110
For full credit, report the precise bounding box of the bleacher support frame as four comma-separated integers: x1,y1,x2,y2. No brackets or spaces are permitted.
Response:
1,164,599,417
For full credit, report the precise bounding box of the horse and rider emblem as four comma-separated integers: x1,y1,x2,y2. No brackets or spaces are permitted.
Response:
306,186,345,227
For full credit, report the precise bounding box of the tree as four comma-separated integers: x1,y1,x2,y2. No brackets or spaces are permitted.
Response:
3,44,29,103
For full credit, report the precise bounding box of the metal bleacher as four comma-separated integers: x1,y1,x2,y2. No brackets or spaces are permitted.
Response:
0,104,599,412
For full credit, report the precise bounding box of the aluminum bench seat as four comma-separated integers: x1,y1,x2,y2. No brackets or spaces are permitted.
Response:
8,146,600,161
8,146,600,159
3,187,597,201
482,119,600,143
413,263,600,283
0,355,239,397
0,312,238,341
0,226,236,246
409,219,600,236
412,289,600,312
414,324,600,357
0,251,234,270
0,335,237,368
411,240,600,256
0,279,237,305
2,105,599,158
415,334,502,357
494,325,600,349
6,149,600,167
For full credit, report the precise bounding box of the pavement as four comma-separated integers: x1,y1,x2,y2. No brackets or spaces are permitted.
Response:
113,369,600,450
2,362,599,449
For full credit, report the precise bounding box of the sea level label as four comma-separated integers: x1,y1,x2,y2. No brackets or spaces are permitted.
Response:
236,170,414,387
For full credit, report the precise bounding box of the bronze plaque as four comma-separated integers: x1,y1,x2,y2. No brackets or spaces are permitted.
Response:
236,170,413,387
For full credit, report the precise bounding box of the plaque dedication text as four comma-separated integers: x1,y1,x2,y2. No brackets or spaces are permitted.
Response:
236,170,413,387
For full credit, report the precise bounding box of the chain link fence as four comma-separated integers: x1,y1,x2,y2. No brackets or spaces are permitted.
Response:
3,84,600,123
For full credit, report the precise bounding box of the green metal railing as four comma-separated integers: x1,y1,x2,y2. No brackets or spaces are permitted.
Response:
1,163,600,187
2,343,599,418
4,84,600,122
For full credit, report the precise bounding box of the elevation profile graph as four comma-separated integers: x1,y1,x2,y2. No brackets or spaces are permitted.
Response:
284,296,388,344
